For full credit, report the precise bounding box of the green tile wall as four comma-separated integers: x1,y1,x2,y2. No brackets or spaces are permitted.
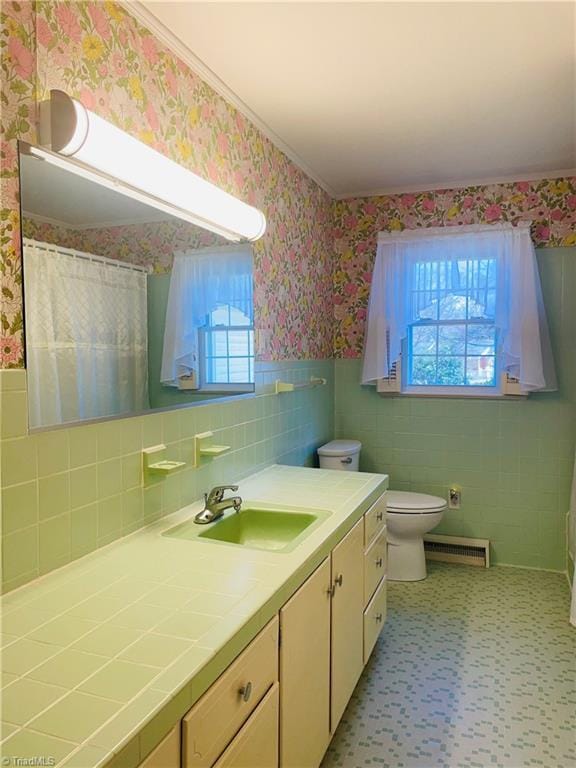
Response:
335,248,576,571
0,360,334,592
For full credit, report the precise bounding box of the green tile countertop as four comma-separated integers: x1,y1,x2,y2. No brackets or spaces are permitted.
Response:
1,465,387,768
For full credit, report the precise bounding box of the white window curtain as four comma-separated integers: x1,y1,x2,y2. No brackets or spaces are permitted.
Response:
24,239,149,428
361,223,557,392
160,244,253,388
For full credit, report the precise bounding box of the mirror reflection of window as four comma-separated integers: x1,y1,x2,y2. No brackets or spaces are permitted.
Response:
161,245,254,395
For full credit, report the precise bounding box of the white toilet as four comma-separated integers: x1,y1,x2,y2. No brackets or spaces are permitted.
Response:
317,440,446,582
386,491,446,581
317,439,362,471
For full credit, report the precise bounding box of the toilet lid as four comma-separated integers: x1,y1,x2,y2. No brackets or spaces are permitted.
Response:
318,439,362,457
387,491,446,514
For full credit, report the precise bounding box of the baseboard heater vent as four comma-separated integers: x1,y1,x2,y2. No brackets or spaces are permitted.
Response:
424,534,490,568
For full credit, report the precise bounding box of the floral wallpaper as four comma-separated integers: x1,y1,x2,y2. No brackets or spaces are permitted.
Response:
1,0,334,367
1,2,574,368
1,0,36,367
22,217,221,273
333,179,576,357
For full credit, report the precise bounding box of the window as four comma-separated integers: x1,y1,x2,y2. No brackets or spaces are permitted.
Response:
406,257,498,393
160,244,254,394
200,303,254,391
361,224,557,397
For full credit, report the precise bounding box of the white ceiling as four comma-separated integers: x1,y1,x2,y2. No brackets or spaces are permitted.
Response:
135,1,576,197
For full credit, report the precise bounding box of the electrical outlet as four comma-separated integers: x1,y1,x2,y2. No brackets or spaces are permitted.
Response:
449,487,461,509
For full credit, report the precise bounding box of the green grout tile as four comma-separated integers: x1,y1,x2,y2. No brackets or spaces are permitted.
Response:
119,634,191,667
27,649,108,689
2,527,38,583
0,729,77,764
1,481,38,534
1,437,38,486
70,503,98,560
97,459,123,500
78,660,159,702
1,390,28,439
39,514,71,576
28,616,97,647
29,691,121,743
71,624,142,657
1,639,61,676
69,465,98,510
2,678,67,725
68,425,98,469
37,431,69,477
38,472,70,521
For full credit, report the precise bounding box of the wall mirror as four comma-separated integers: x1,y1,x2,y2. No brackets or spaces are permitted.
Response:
19,143,256,431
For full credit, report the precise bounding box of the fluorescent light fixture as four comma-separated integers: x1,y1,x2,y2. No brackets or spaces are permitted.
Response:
38,90,266,242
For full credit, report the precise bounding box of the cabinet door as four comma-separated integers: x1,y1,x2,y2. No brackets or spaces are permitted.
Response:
214,683,279,768
280,558,331,768
331,518,364,731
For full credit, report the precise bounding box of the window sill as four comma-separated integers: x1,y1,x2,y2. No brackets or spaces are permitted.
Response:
378,391,527,400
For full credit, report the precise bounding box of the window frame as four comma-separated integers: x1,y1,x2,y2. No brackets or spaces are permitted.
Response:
197,309,255,394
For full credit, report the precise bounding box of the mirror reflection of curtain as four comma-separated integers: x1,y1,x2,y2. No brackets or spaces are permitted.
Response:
24,239,149,428
161,244,253,388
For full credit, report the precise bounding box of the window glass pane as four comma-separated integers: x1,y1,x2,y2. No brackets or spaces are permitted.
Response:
411,356,437,385
438,324,466,355
466,356,495,386
210,331,228,356
467,325,495,356
437,357,465,386
229,358,250,382
228,330,250,356
207,357,229,383
412,325,437,355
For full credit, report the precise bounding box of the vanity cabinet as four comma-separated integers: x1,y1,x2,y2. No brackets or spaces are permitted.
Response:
139,726,180,768
279,558,331,768
330,518,365,730
279,517,366,768
182,616,279,768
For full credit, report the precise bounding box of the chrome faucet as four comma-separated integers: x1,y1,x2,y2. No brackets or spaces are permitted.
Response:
194,485,242,525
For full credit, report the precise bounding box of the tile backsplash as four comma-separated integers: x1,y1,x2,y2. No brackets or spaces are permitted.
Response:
0,361,334,593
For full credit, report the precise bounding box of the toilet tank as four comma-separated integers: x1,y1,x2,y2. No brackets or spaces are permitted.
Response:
317,439,362,471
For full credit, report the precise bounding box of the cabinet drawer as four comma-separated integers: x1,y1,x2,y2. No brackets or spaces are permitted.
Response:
364,493,387,548
139,726,180,768
213,683,279,768
364,530,387,607
363,576,387,664
183,616,279,768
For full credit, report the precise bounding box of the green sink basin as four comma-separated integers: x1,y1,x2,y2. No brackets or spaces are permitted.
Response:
163,507,330,553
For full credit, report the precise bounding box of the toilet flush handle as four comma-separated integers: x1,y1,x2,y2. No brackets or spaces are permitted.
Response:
341,457,353,465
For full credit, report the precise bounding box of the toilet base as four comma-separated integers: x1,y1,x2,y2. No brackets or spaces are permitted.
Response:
387,538,427,581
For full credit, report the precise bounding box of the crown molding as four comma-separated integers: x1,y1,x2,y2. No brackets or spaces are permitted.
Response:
332,168,576,200
119,0,336,197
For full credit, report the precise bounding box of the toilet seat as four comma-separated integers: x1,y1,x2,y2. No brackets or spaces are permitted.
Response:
387,491,446,514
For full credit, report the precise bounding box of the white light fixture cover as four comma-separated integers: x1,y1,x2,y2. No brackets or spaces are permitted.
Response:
38,90,266,242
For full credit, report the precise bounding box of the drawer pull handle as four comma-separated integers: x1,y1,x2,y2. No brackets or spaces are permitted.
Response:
334,574,343,587
239,682,252,702
375,613,383,623
376,512,384,521
327,584,335,598
341,457,353,465
375,557,383,568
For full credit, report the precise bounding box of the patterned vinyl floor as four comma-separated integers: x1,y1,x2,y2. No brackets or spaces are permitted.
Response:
322,563,575,768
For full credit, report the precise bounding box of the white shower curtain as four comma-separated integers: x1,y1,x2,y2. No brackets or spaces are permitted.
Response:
570,453,576,626
24,239,149,428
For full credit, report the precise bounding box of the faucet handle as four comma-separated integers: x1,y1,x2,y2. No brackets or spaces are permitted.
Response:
207,485,239,503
